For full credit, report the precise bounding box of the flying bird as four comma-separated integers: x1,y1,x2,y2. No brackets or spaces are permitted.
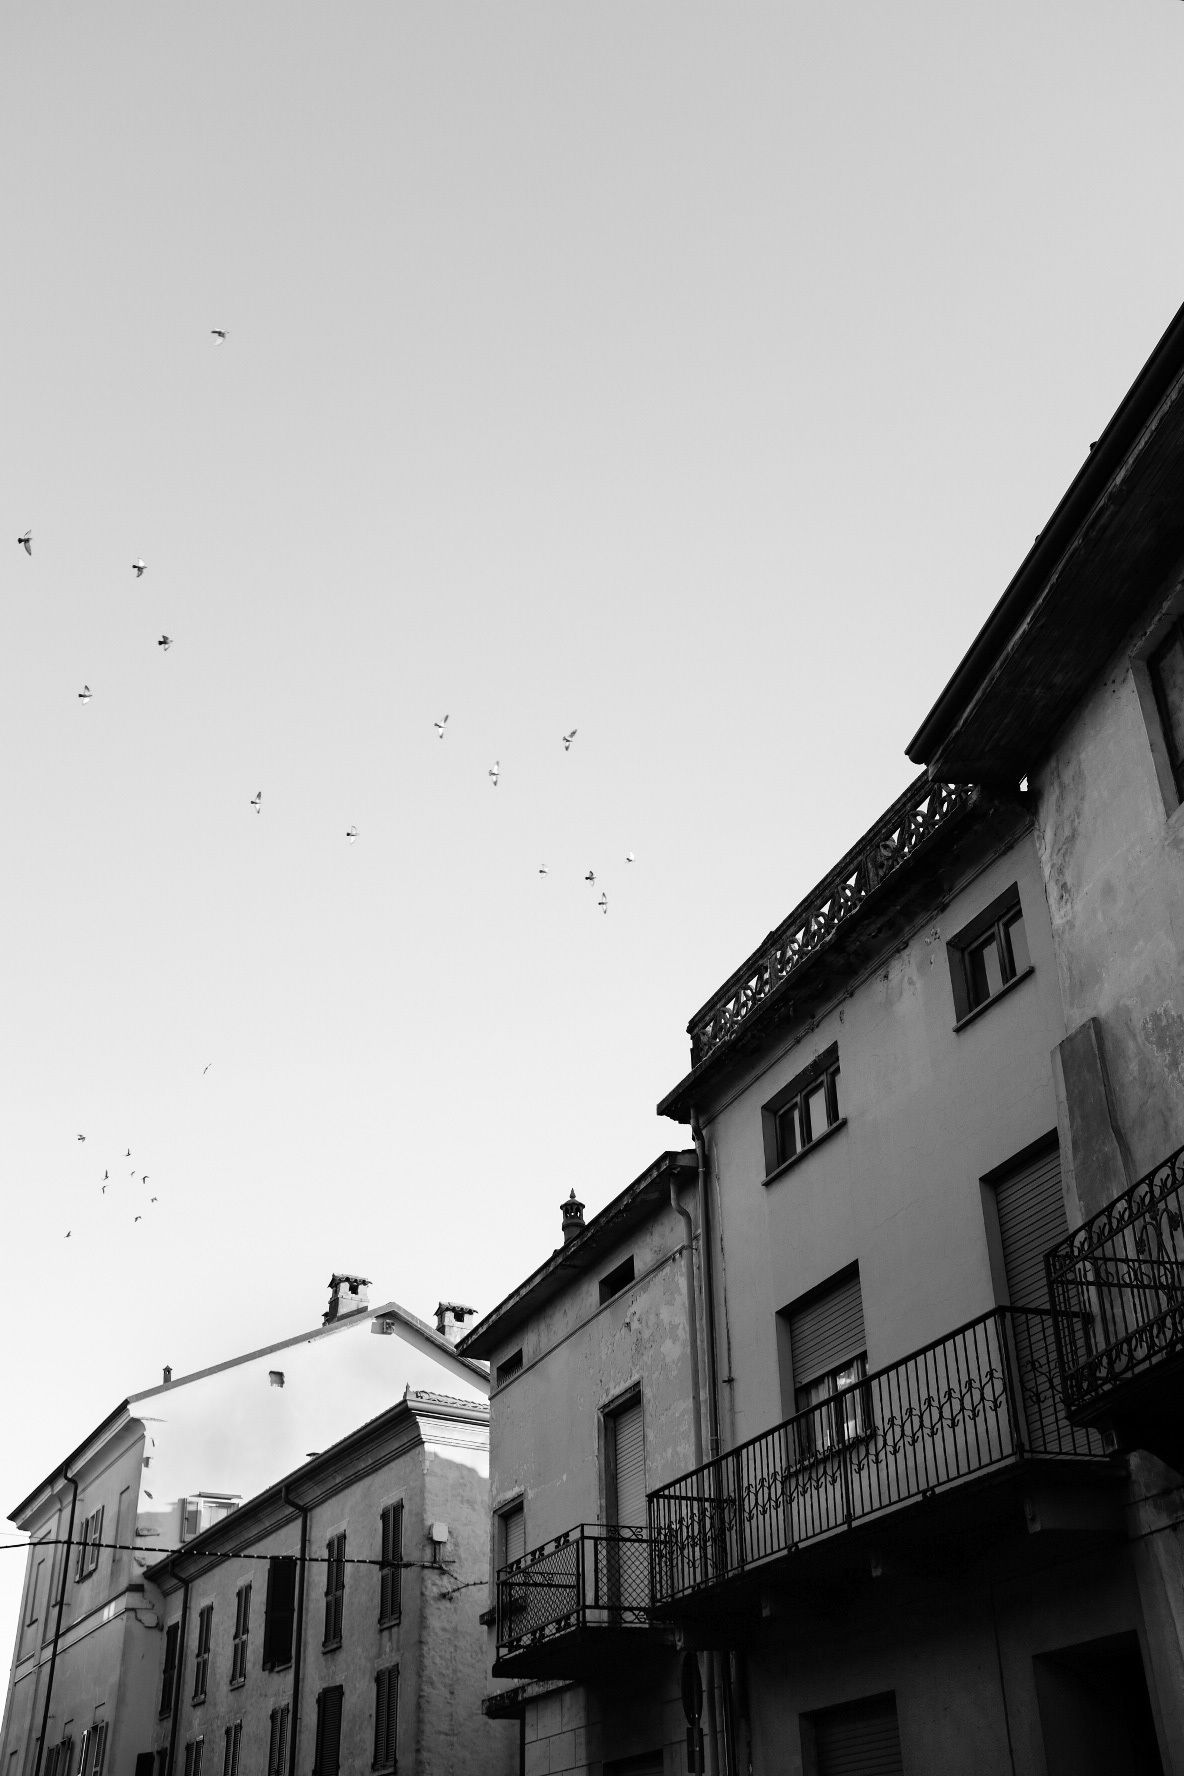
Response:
77,1134,86,1142
584,870,596,886
250,791,262,813
488,761,500,788
625,852,635,864
103,1170,108,1181
538,864,548,877
345,826,358,844
158,635,172,652
598,893,608,915
65,1230,71,1239
202,1063,212,1075
134,1215,142,1223
150,1196,158,1203
18,531,32,554
562,730,577,751
434,715,449,740
211,330,227,343
142,1176,149,1187
132,560,146,577
78,685,93,703
101,1185,106,1195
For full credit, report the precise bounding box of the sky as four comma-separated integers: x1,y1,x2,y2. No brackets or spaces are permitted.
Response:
2,0,1183,1656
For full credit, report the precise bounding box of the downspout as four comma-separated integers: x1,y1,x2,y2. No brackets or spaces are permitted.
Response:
690,1114,733,1776
33,1464,79,1776
166,1578,190,1776
670,1175,704,1471
280,1487,309,1776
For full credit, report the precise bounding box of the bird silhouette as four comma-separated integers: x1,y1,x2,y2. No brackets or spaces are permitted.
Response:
132,560,146,577
250,791,262,813
17,531,32,555
65,1230,71,1239
78,685,93,704
538,864,548,877
202,1063,212,1075
598,893,608,914
488,761,500,788
103,1170,108,1181
345,826,358,843
211,329,227,343
584,870,596,886
150,1196,158,1203
625,852,635,864
77,1134,86,1142
158,635,172,652
434,715,449,740
101,1185,106,1195
134,1215,142,1223
125,1149,131,1157
563,730,577,751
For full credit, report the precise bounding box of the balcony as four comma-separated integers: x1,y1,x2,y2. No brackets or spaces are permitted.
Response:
494,1523,663,1680
648,1307,1112,1610
1045,1141,1184,1461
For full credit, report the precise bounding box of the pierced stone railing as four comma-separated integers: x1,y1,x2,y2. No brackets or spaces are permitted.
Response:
688,777,974,1065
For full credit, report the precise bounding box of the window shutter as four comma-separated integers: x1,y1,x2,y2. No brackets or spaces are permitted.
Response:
263,1558,296,1668
313,1688,343,1776
90,1727,107,1776
502,1504,525,1567
611,1400,647,1528
994,1144,1066,1311
380,1504,403,1621
374,1667,399,1769
812,1692,903,1775
789,1269,866,1391
181,1500,201,1542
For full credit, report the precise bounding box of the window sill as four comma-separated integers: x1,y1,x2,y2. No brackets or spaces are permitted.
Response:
478,1607,496,1627
762,1118,848,1187
229,1678,245,1690
378,1615,401,1630
261,1660,292,1674
322,1639,342,1653
952,966,1034,1033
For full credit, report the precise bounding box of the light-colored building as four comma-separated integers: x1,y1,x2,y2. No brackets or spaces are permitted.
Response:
0,1280,487,1776
459,1154,708,1776
145,1389,516,1776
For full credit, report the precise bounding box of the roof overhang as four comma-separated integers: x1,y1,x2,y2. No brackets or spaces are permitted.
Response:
907,295,1184,781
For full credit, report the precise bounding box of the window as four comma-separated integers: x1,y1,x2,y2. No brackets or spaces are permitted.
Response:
780,1266,869,1459
266,1706,290,1776
77,1731,91,1776
379,1504,403,1625
192,1604,213,1701
44,1741,72,1776
948,886,1031,1024
180,1497,239,1544
182,1739,204,1776
160,1622,180,1715
802,1691,903,1775
373,1666,399,1772
499,1502,525,1569
154,1750,168,1776
26,1557,44,1626
323,1533,346,1647
312,1686,343,1776
90,1726,107,1776
762,1044,842,1176
261,1558,297,1670
599,1256,635,1304
75,1508,104,1581
495,1349,523,1386
229,1585,250,1685
221,1724,241,1776
1149,617,1184,800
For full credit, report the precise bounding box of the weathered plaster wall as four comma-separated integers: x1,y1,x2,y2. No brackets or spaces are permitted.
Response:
700,832,1065,1449
524,1663,686,1776
1033,582,1184,1185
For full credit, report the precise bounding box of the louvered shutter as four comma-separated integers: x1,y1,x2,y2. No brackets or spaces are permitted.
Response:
789,1270,866,1390
612,1400,647,1528
813,1693,903,1776
994,1144,1065,1310
314,1687,343,1776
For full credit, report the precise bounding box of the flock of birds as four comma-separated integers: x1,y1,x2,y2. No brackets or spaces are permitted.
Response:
22,328,643,1243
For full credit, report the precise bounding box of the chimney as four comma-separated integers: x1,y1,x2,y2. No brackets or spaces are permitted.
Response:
434,1302,477,1344
324,1274,372,1325
162,1365,172,1385
561,1188,585,1245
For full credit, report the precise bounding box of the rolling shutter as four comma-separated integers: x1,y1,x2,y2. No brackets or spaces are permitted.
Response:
812,1693,903,1776
612,1399,646,1528
502,1504,525,1566
994,1142,1066,1309
790,1269,866,1390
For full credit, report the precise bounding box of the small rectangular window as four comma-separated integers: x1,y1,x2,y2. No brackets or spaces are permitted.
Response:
75,1508,104,1581
373,1666,399,1772
379,1504,403,1625
323,1534,346,1648
261,1558,297,1670
160,1622,179,1715
230,1585,250,1686
192,1605,213,1702
762,1044,842,1176
267,1707,289,1776
948,886,1032,1024
598,1256,635,1304
495,1349,523,1386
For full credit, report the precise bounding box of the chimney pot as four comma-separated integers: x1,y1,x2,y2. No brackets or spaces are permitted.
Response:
324,1273,372,1324
163,1365,172,1385
435,1302,478,1344
561,1188,585,1244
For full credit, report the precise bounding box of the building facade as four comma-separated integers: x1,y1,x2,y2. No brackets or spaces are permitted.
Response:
0,1281,488,1776
145,1391,515,1776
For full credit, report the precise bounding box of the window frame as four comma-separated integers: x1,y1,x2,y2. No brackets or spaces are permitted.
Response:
160,1621,180,1716
793,1354,872,1464
948,885,1032,1028
261,1556,297,1671
312,1685,344,1776
322,1533,346,1649
379,1503,403,1626
761,1044,843,1179
192,1604,213,1703
373,1665,399,1773
75,1508,104,1582
182,1738,204,1776
266,1706,290,1776
229,1584,250,1687
221,1723,241,1776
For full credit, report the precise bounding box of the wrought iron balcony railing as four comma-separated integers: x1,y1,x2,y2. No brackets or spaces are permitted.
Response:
688,777,974,1066
1045,1141,1184,1417
496,1523,650,1664
648,1307,1108,1606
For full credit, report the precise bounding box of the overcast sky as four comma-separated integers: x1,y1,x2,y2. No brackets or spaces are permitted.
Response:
3,0,1183,1652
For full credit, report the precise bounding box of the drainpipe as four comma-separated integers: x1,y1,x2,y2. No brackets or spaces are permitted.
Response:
690,1114,735,1776
670,1175,704,1472
280,1487,309,1776
33,1465,79,1776
166,1578,190,1776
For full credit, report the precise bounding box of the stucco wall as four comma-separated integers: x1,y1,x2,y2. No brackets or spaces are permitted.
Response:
699,830,1065,1449
1033,580,1184,1184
